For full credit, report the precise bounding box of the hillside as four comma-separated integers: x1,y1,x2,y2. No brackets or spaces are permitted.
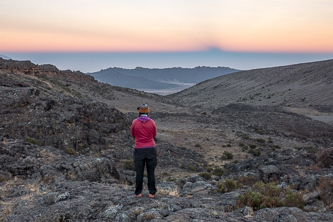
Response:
170,59,333,125
90,66,238,94
172,59,333,107
1,58,333,221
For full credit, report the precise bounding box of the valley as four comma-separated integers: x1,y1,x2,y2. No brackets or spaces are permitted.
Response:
0,58,333,221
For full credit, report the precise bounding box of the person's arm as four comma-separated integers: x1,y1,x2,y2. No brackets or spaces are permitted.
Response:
152,121,157,138
131,121,135,138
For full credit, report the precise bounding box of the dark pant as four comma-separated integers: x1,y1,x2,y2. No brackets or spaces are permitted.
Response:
134,148,157,195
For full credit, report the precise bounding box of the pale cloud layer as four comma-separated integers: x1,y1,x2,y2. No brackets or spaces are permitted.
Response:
1,0,333,52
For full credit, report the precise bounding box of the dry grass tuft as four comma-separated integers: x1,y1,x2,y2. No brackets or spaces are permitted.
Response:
0,201,15,222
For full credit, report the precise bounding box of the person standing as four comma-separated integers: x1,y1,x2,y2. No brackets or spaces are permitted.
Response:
131,104,157,198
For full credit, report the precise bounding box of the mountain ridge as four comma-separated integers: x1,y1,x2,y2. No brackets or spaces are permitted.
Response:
89,66,239,94
171,59,333,109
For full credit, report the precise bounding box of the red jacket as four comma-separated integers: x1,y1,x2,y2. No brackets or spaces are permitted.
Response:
131,116,157,148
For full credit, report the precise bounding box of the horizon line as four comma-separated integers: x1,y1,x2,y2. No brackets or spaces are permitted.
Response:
2,48,333,54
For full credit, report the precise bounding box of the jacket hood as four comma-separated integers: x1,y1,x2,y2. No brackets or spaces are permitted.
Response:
137,116,151,122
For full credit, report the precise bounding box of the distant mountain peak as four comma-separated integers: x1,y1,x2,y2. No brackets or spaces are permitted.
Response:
89,66,239,95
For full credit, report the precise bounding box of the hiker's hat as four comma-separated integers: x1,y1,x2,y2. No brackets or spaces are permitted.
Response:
137,104,149,114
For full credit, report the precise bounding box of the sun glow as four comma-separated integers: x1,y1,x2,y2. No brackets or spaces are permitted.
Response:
1,0,333,53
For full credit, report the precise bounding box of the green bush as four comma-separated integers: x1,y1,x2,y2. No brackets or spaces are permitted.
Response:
254,181,282,197
256,138,266,144
188,165,197,171
237,181,303,210
255,129,265,135
249,148,261,157
222,151,234,160
237,190,265,210
25,137,41,146
206,167,213,172
285,190,304,209
199,172,212,180
65,147,77,156
212,168,226,177
162,172,170,177
242,133,250,139
218,179,238,193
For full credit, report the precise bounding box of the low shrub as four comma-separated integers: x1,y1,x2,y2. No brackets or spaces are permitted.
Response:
218,179,238,193
256,138,266,144
255,129,265,135
305,164,321,171
145,213,154,220
188,165,197,171
308,146,316,153
212,168,227,177
162,172,170,177
254,181,282,197
285,190,304,209
65,147,77,156
42,175,57,184
206,167,213,172
166,177,177,182
25,137,41,146
242,133,250,139
123,159,136,171
237,190,264,210
0,172,11,183
319,177,333,205
199,172,212,180
222,151,233,160
237,175,258,187
317,148,333,168
237,181,303,210
249,148,261,157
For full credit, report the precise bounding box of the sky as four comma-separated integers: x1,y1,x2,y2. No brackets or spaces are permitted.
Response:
1,0,333,72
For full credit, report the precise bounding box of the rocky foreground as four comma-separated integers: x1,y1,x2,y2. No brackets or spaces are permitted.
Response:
1,58,333,221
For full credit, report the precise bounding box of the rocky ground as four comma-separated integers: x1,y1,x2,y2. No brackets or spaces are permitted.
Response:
1,58,333,221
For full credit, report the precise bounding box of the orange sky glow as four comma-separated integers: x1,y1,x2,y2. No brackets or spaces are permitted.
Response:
1,0,333,53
